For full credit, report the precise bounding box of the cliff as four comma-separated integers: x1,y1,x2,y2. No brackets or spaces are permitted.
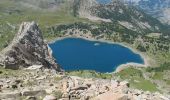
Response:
0,22,60,71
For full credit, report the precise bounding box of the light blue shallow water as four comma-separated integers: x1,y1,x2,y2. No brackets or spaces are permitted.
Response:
49,38,144,73
97,0,112,4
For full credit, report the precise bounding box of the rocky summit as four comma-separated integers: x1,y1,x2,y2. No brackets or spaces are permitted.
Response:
0,68,169,100
0,22,60,70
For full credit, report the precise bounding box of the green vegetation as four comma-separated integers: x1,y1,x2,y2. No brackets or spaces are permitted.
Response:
49,21,170,66
115,67,158,92
147,62,170,72
0,67,22,78
167,80,170,85
0,0,90,50
54,76,63,81
66,70,112,79
0,0,170,67
152,72,163,80
114,63,170,92
131,78,158,92
52,91,63,100
145,62,170,90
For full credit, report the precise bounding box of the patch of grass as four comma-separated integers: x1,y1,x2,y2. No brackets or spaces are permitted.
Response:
115,67,158,92
0,13,89,50
166,80,170,85
54,76,63,81
130,77,158,92
146,62,170,72
115,67,143,81
152,72,163,80
0,0,92,51
52,91,63,99
66,70,112,79
0,67,22,78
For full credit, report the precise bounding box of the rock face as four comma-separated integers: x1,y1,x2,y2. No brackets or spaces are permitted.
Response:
0,69,169,100
78,0,97,17
0,22,60,70
125,0,170,24
57,76,170,100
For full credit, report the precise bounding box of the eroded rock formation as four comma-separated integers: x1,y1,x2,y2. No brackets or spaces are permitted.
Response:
0,22,60,70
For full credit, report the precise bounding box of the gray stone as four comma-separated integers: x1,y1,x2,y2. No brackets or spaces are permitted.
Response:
0,22,60,71
43,95,57,100
27,65,43,70
0,92,21,99
26,96,37,100
22,90,46,97
71,85,88,91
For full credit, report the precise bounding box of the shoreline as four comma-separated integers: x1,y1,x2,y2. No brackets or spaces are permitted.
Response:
48,35,151,73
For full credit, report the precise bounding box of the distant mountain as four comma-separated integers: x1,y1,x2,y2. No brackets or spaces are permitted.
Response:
75,0,169,34
0,0,169,51
4,0,167,34
125,0,170,24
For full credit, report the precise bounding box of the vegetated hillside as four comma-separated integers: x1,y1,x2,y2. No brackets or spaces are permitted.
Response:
0,0,169,50
0,0,169,64
0,0,89,50
138,0,170,24
78,0,170,35
48,0,170,63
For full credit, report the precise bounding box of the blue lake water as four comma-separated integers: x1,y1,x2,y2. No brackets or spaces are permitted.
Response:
49,38,144,73
97,0,112,4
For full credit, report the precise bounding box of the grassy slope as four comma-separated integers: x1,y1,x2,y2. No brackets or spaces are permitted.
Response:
115,68,158,92
0,0,89,50
66,70,112,79
65,68,159,92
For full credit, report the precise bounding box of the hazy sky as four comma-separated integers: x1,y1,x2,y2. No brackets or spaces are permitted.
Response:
127,0,141,3
125,0,149,3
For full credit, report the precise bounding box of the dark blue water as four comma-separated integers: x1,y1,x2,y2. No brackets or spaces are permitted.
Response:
97,0,112,4
49,38,144,73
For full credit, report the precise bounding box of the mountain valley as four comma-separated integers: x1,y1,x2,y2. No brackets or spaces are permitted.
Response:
0,0,170,100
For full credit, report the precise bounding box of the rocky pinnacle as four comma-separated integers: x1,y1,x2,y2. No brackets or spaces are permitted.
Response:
0,22,60,71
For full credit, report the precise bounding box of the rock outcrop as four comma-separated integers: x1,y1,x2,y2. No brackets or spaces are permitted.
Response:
0,22,60,70
0,68,169,100
58,76,170,100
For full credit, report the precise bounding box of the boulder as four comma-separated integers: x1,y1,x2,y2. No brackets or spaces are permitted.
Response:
26,96,37,100
71,85,88,91
36,76,46,80
94,92,128,100
21,89,46,97
43,95,57,100
27,65,43,70
0,22,60,71
0,92,21,99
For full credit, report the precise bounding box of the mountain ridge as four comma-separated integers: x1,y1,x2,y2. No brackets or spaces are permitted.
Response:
125,0,170,24
0,22,60,70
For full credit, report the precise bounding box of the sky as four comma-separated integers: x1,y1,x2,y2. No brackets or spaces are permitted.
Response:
125,0,141,3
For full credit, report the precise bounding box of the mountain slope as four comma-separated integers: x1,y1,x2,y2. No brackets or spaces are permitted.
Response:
125,0,170,24
47,0,170,65
0,0,169,57
74,0,170,35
